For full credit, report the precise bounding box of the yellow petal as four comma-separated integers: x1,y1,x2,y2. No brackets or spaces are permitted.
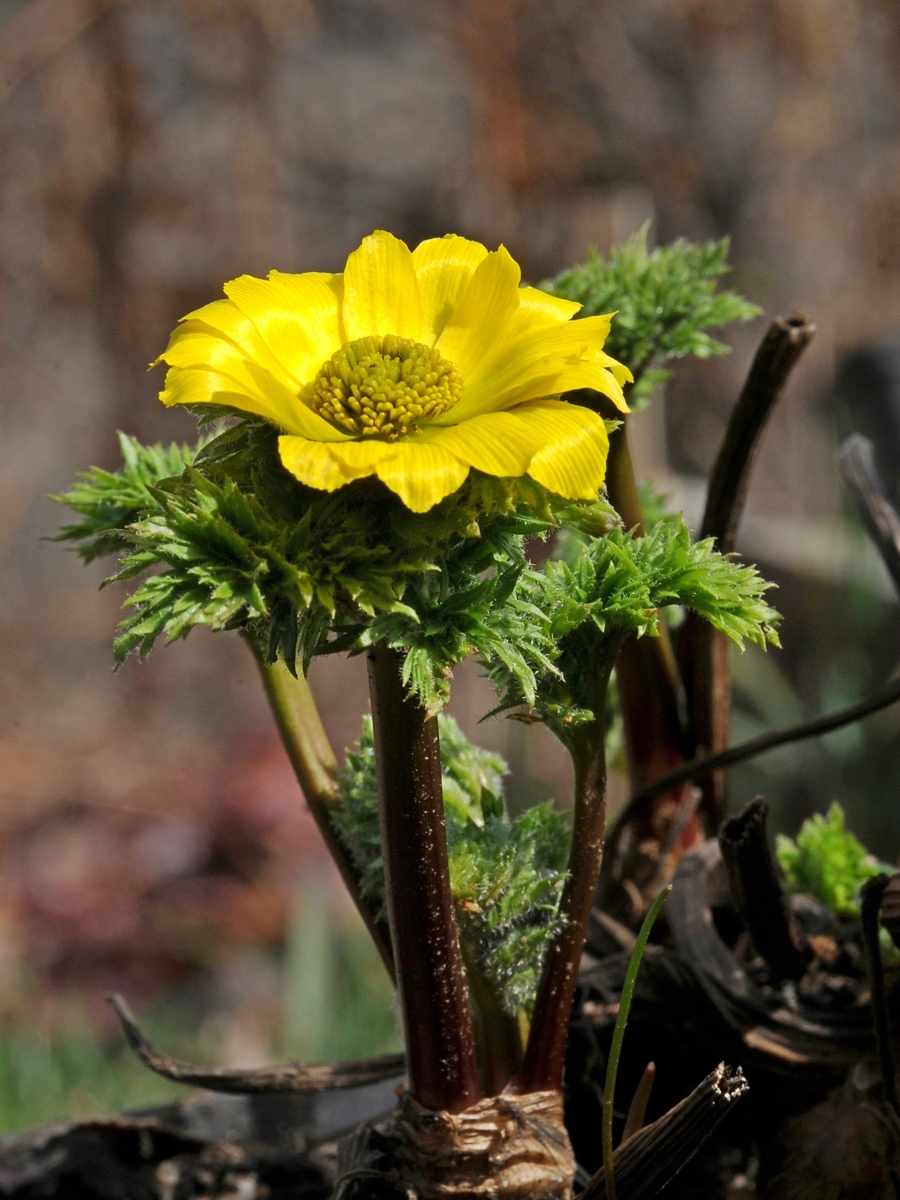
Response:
512,400,611,498
513,286,582,331
159,366,288,426
422,412,536,477
501,360,630,412
279,436,350,491
435,246,521,379
342,230,424,342
159,323,288,403
472,312,614,390
159,354,350,440
557,363,630,410
375,441,469,512
441,313,629,421
163,299,301,393
328,439,398,479
411,234,489,344
224,272,344,386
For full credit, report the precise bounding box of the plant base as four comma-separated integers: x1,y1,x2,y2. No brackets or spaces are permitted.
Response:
338,1090,575,1200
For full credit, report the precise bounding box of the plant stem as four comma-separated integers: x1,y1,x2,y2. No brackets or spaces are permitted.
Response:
367,643,481,1113
605,419,646,535
461,945,524,1095
675,619,730,819
598,420,697,910
597,415,687,746
248,638,395,981
512,642,619,1095
602,886,672,1200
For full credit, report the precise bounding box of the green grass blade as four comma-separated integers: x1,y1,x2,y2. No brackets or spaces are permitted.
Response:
602,885,672,1200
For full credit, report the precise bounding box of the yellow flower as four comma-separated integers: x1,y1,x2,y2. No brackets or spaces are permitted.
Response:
155,231,631,512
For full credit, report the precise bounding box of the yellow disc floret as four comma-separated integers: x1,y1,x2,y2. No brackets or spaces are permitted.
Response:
308,335,463,440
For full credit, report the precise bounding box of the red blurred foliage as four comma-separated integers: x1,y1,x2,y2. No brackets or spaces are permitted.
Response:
0,725,337,1020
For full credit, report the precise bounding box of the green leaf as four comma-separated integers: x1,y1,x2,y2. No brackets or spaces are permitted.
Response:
331,714,569,1018
545,224,761,409
630,516,781,650
776,802,893,917
51,433,196,562
53,421,604,695
486,516,780,743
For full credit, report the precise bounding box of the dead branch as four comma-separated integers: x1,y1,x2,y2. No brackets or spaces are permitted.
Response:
861,876,900,1116
667,839,880,1069
837,434,900,598
620,672,900,814
881,875,900,950
108,994,406,1094
578,1063,749,1200
719,798,808,981
681,314,816,824
702,315,817,551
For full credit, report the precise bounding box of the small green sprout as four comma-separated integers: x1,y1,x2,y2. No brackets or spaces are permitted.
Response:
776,802,894,917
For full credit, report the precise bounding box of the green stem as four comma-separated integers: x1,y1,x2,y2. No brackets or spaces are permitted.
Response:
367,643,481,1113
462,944,524,1095
247,637,395,981
603,885,672,1200
605,419,646,536
512,639,619,1094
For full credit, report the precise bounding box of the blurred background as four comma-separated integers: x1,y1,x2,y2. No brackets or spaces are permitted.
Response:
2,0,900,1131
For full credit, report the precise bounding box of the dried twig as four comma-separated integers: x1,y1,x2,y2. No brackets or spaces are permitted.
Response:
861,876,900,1117
107,994,406,1093
837,434,900,598
621,672,900,814
701,315,817,551
881,876,900,950
719,798,807,981
681,315,816,824
579,1063,749,1200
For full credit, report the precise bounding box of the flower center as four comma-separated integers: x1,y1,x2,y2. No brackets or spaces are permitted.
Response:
308,335,463,439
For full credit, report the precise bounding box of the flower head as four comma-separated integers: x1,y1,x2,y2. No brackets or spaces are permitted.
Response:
155,231,631,512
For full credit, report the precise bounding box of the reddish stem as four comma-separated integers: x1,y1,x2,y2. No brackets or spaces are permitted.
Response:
511,643,618,1094
597,424,701,910
367,643,482,1113
605,424,690,789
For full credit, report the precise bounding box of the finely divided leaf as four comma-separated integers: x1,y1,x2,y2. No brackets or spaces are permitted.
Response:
545,225,761,409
